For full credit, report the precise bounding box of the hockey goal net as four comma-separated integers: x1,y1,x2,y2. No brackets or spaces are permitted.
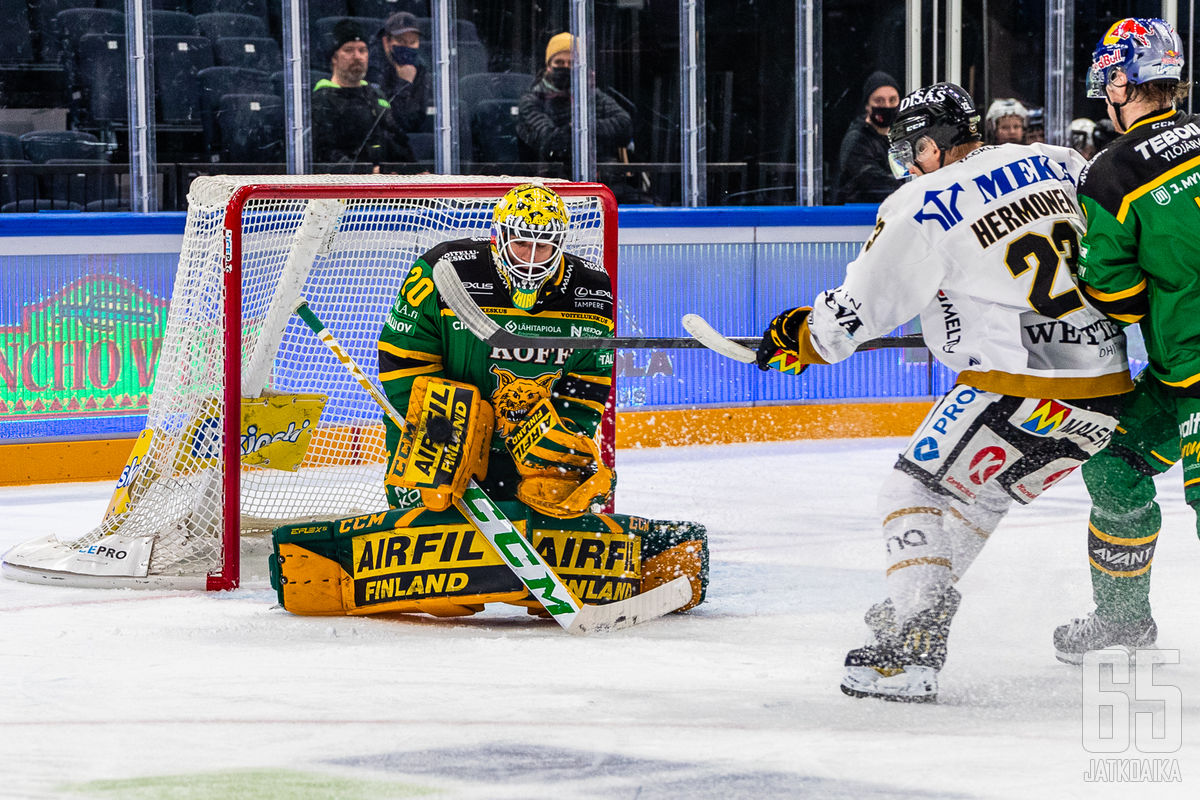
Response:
2,175,618,590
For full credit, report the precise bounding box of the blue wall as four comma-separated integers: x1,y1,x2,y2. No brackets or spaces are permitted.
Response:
0,207,955,443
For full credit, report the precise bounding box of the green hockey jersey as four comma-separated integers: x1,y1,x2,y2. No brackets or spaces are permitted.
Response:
378,237,615,500
1075,108,1200,392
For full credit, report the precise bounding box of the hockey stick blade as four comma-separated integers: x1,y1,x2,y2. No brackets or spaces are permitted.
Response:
431,259,760,350
682,313,925,366
567,576,692,634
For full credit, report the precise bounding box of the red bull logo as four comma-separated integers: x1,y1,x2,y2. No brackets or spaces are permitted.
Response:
1163,49,1184,66
1104,19,1152,46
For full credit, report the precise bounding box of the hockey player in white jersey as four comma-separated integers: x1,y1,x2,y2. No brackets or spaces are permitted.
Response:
755,82,1134,701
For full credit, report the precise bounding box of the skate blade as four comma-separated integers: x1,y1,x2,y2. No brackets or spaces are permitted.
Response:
840,665,938,703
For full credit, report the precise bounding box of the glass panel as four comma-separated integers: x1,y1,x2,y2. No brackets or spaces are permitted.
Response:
0,0,129,212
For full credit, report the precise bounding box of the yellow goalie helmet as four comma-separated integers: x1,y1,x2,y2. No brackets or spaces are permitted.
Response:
490,183,569,310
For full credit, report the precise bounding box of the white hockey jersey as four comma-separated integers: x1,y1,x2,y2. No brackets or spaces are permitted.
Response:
806,142,1133,399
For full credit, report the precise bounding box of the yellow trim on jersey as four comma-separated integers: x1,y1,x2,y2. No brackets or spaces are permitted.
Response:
380,362,443,381
379,341,442,362
1184,476,1200,488
1108,312,1145,324
573,373,613,386
1089,522,1158,547
947,506,992,539
957,369,1134,398
439,306,615,330
591,514,625,535
1124,109,1177,135
1083,280,1147,302
1150,449,1177,466
1116,151,1200,223
886,556,952,575
882,507,943,526
1160,371,1200,389
1089,557,1152,578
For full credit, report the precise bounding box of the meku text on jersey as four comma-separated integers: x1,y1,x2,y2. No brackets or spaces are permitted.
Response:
913,146,1078,236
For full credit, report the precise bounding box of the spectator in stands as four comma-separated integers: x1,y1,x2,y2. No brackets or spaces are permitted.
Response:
984,98,1028,144
312,18,413,167
1070,117,1098,159
1025,106,1046,143
378,11,432,133
833,71,902,204
517,32,632,173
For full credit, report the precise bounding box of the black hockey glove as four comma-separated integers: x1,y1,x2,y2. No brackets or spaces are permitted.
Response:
756,307,810,372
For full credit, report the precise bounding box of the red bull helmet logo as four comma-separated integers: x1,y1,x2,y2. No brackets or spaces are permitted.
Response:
1104,18,1152,46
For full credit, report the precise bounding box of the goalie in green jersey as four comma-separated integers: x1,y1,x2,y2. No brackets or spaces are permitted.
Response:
1053,18,1200,663
272,183,708,619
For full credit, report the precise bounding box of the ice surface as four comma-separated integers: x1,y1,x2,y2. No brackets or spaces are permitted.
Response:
1,438,1196,799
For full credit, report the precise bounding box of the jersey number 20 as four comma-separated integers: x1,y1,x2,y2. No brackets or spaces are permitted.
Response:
1003,220,1084,319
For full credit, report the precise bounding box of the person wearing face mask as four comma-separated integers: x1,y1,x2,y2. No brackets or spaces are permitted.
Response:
516,32,633,176
834,71,903,204
378,11,432,134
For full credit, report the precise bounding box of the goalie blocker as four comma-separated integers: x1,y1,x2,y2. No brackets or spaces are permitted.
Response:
272,375,708,616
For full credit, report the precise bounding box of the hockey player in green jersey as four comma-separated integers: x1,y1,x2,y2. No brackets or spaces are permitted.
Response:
1053,18,1198,663
273,183,706,619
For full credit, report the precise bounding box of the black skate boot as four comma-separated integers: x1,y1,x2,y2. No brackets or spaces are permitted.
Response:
841,587,961,703
1053,612,1158,665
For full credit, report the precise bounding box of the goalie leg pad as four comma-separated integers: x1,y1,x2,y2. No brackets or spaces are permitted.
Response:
386,376,494,512
640,519,709,611
508,398,614,518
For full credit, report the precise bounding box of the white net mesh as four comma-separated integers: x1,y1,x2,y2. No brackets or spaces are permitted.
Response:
50,175,611,586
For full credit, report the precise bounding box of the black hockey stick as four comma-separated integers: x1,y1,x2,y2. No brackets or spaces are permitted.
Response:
432,259,925,355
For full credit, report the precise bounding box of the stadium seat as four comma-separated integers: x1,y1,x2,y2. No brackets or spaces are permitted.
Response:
0,199,84,213
42,158,117,207
19,130,107,163
470,98,521,164
33,0,93,63
410,17,478,43
0,133,24,161
197,66,272,151
270,68,326,98
84,198,130,211
457,72,532,161
349,0,428,19
0,160,37,208
150,10,200,37
215,93,283,163
196,12,269,46
215,37,281,73
76,32,128,123
154,35,214,124
0,0,35,64
191,0,268,16
407,131,433,161
308,0,350,20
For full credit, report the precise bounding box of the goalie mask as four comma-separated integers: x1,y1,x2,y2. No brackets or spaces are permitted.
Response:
1087,18,1184,99
490,183,569,310
887,82,981,179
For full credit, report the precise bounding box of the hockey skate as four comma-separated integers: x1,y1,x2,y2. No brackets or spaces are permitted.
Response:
841,587,960,703
1052,612,1158,665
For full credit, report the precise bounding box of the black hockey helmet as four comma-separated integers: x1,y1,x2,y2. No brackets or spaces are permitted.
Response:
887,82,982,178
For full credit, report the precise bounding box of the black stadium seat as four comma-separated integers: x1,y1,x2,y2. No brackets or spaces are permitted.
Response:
155,35,214,124
19,130,108,163
34,0,93,63
191,0,268,17
216,93,283,162
470,98,521,164
197,66,272,152
196,12,269,46
150,10,200,38
215,36,281,73
76,32,128,123
0,0,35,64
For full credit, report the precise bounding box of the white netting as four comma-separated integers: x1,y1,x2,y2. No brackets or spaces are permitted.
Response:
29,175,610,586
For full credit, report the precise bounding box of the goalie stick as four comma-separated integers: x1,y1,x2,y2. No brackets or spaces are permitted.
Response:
291,299,691,634
431,259,924,357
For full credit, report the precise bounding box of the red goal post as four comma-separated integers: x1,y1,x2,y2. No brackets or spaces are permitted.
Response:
2,175,619,591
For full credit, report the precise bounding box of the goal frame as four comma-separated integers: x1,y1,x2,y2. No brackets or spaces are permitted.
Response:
208,180,620,590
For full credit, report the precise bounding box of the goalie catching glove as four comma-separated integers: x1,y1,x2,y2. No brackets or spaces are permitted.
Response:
756,306,826,374
507,398,614,518
386,376,494,511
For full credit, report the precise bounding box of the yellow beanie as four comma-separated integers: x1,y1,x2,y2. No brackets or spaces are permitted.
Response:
545,32,573,64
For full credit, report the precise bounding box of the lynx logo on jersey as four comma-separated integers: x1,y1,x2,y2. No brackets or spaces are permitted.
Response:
913,183,966,231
